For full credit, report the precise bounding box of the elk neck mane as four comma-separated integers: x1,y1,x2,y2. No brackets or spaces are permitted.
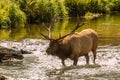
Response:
55,39,72,59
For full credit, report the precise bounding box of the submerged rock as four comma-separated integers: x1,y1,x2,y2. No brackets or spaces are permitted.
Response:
0,75,6,80
20,49,32,54
0,46,24,62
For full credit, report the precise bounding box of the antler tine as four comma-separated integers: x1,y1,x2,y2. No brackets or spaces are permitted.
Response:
41,21,53,39
40,29,53,40
48,17,55,39
40,27,51,40
56,17,84,41
40,32,49,40
70,15,84,33
70,22,84,34
42,22,49,31
40,17,56,40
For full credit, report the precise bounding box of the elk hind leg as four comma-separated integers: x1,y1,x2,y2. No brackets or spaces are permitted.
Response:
92,50,97,64
61,59,66,66
84,54,89,64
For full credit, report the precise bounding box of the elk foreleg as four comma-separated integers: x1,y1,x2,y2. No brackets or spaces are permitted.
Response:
61,59,66,66
73,58,78,66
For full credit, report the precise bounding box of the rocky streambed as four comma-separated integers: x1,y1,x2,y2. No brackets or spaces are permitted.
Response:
0,39,120,80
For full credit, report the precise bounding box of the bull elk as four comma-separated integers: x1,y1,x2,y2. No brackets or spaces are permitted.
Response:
40,18,98,66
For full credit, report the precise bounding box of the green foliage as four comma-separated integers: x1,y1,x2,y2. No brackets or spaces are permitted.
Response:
110,0,120,12
0,0,120,28
9,4,26,28
65,0,120,16
19,0,68,23
86,0,105,13
65,0,87,16
77,1,86,16
0,1,10,28
0,0,26,28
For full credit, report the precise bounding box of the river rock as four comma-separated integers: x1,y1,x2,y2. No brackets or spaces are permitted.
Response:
0,74,7,80
0,46,24,62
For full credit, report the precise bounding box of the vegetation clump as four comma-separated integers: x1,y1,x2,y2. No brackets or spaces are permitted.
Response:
0,0,26,28
0,0,120,28
18,0,68,23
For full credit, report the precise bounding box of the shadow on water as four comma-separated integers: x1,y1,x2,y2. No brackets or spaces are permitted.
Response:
46,64,101,76
46,64,120,80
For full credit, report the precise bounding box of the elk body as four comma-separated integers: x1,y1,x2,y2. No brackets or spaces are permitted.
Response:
41,19,98,66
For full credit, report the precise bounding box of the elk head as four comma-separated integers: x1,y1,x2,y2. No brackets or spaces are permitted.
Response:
40,17,84,56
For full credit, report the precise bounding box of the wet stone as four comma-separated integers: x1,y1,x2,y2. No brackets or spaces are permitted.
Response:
0,74,7,80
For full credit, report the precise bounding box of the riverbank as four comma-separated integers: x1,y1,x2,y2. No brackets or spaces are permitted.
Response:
1,0,120,28
1,13,120,46
84,12,102,19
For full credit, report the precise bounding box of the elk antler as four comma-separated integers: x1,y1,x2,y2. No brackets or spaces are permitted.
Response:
40,16,84,41
40,17,56,40
56,17,84,40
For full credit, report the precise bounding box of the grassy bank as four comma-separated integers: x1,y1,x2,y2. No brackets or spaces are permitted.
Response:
0,0,120,28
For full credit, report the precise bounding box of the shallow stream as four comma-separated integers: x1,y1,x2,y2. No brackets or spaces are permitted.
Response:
0,14,120,80
0,39,120,80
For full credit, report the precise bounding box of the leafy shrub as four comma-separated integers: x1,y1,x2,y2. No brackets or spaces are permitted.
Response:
9,4,26,28
110,0,120,12
19,0,68,23
0,0,26,28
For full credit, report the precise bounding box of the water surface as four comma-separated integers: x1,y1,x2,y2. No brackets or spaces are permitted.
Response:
0,39,120,80
0,14,120,80
0,14,120,46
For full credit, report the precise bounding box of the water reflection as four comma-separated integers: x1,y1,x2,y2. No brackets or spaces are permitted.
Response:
0,14,120,45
